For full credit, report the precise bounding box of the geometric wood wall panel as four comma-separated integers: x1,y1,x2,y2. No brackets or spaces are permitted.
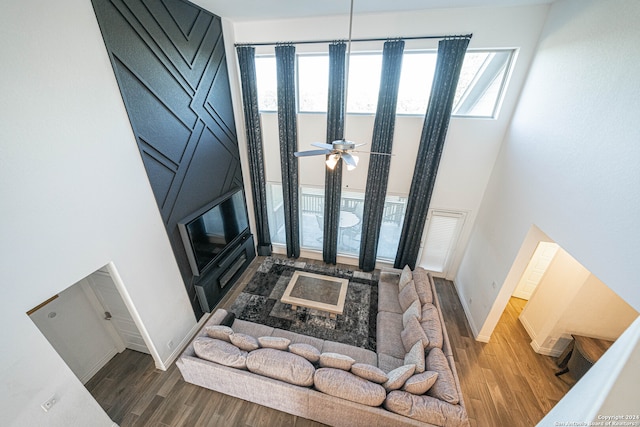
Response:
91,0,243,318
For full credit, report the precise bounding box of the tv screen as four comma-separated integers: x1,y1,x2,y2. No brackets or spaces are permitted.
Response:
179,189,250,276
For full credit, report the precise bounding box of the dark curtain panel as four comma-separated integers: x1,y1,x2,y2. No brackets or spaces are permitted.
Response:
358,40,405,271
236,46,272,256
275,44,300,258
394,36,471,269
323,42,347,264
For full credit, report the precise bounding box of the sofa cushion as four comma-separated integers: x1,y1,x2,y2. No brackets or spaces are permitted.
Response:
193,337,248,369
376,311,405,360
246,348,315,387
231,319,275,338
319,352,355,371
402,371,438,395
289,343,321,363
399,265,413,291
314,368,386,407
404,341,426,373
351,363,388,384
272,329,324,351
384,391,468,427
401,316,429,353
421,304,444,350
205,325,233,342
426,348,459,404
383,364,416,392
412,267,433,305
378,353,404,374
322,340,377,366
402,299,421,327
229,333,260,351
378,280,403,314
398,280,419,312
258,336,290,350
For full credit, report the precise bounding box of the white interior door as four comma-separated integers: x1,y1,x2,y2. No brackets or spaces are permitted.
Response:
513,241,560,300
29,283,120,384
87,270,150,354
419,210,465,277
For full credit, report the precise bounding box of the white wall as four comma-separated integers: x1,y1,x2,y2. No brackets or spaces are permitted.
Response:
0,0,198,424
221,4,549,273
519,248,638,356
455,0,640,421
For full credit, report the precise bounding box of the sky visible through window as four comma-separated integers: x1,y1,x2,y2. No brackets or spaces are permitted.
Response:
255,49,513,118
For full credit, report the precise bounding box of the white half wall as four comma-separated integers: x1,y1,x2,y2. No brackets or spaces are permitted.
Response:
0,0,197,425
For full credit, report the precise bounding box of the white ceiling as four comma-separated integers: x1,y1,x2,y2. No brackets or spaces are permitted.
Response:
194,0,553,21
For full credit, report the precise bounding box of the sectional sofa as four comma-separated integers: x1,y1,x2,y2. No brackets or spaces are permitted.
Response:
177,266,469,427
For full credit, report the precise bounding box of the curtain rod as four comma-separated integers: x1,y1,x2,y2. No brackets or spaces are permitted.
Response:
235,34,472,48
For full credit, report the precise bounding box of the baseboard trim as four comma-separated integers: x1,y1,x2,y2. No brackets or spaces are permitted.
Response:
520,315,563,357
81,348,119,384
159,313,210,369
454,281,489,342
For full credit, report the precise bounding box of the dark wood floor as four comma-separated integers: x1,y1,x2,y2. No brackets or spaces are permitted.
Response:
86,257,574,426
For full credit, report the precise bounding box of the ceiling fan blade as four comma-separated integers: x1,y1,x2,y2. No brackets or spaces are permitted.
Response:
342,152,359,168
355,143,367,147
311,142,334,150
356,150,394,156
294,149,331,157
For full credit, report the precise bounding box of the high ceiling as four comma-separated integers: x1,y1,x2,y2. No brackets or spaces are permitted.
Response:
194,0,553,21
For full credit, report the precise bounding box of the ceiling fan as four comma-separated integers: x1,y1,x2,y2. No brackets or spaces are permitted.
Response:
293,0,391,171
295,140,364,170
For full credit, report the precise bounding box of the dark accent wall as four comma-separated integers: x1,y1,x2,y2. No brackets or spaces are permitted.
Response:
91,0,244,319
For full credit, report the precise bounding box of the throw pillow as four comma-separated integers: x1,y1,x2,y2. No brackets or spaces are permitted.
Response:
193,337,248,369
258,336,291,351
289,343,321,363
383,364,416,392
398,265,413,291
205,325,233,343
314,368,386,407
351,363,389,384
404,341,426,373
402,299,422,328
246,348,315,387
229,332,260,351
398,280,419,312
220,311,236,327
426,348,459,404
401,316,429,353
402,371,438,395
412,268,433,305
319,352,355,371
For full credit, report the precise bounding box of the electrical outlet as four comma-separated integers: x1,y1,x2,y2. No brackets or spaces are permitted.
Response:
41,395,57,412
167,340,174,349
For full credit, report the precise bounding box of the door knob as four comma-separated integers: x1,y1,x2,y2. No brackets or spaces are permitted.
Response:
104,311,112,320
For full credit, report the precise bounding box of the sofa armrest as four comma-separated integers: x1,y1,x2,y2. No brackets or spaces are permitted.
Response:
181,308,228,358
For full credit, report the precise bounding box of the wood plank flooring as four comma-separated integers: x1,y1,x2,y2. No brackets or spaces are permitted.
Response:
86,257,574,426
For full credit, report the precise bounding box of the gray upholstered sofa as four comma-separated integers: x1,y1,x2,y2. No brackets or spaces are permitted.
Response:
177,267,469,427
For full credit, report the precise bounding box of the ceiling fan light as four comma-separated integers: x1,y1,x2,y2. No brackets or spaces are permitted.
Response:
326,153,340,169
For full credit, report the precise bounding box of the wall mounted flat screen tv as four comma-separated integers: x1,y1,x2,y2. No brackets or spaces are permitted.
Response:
178,189,250,276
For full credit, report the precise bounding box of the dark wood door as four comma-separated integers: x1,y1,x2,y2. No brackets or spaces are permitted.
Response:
91,0,243,318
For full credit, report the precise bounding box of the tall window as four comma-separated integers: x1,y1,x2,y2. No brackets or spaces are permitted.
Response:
266,185,408,259
256,49,514,119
